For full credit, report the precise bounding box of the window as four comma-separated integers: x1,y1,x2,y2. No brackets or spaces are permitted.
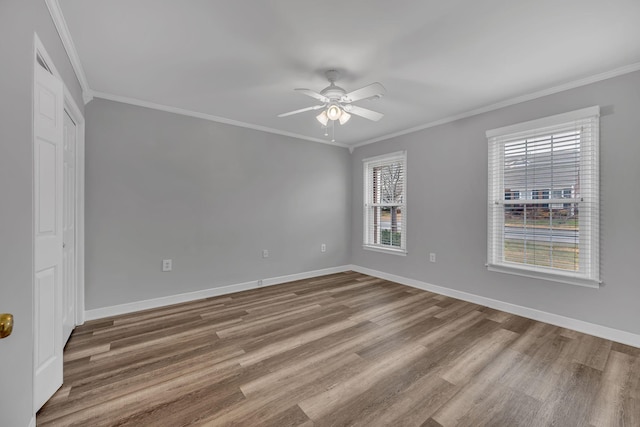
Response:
363,151,407,254
487,107,599,287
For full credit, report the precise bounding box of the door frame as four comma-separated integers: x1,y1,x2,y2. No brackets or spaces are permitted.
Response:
62,76,85,327
32,34,85,409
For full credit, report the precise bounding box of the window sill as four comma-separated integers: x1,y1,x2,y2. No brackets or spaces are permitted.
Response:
487,263,600,288
363,245,407,256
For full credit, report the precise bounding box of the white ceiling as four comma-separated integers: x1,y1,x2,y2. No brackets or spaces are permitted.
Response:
58,0,640,146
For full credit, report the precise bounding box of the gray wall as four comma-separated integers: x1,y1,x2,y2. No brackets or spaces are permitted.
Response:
0,0,84,425
352,70,640,335
84,99,351,309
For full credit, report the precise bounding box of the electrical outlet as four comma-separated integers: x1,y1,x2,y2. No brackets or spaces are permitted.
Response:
262,249,269,258
162,259,172,272
257,280,263,286
321,243,326,253
429,253,436,263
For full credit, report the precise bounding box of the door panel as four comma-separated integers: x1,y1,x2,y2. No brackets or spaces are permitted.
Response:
33,60,64,411
35,268,56,369
35,140,57,237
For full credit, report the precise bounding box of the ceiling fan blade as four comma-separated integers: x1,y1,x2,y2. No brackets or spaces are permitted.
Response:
341,82,386,103
277,104,324,118
343,104,384,121
294,88,330,103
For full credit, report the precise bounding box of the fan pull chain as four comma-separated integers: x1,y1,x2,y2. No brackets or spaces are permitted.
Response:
331,120,335,142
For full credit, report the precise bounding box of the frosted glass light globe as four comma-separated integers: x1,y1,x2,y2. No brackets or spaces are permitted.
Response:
327,104,342,121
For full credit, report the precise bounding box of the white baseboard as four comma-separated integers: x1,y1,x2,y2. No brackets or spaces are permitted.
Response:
84,265,351,321
83,263,640,348
350,265,640,348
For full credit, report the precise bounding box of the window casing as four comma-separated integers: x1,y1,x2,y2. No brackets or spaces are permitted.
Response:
487,107,600,287
363,151,407,254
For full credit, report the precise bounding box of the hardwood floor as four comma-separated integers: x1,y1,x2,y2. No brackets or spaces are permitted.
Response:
38,271,640,426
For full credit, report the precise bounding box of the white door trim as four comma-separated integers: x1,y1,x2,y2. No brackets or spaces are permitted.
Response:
33,34,86,327
63,82,85,327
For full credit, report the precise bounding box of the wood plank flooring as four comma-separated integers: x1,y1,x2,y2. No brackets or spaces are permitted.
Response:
37,271,640,426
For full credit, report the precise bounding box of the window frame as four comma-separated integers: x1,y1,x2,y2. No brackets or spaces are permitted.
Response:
362,151,407,255
486,106,600,287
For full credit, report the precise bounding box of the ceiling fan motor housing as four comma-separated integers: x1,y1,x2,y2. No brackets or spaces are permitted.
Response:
320,85,346,101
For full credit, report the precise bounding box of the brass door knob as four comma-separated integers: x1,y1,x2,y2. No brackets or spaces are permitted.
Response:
0,313,14,339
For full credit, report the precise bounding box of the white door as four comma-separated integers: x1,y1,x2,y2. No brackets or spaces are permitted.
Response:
33,56,64,411
62,110,76,344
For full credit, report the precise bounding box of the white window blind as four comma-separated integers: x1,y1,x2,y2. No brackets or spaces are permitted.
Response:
487,106,600,287
363,151,407,254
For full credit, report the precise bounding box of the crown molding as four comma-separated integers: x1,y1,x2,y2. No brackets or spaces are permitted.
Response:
44,0,93,103
41,0,640,150
91,91,350,148
351,62,640,149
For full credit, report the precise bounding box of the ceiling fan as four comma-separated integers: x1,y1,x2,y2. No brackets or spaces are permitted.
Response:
278,70,386,127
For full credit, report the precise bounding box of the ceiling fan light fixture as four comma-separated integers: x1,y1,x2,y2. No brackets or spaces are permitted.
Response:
278,73,386,141
326,104,342,121
316,110,329,126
